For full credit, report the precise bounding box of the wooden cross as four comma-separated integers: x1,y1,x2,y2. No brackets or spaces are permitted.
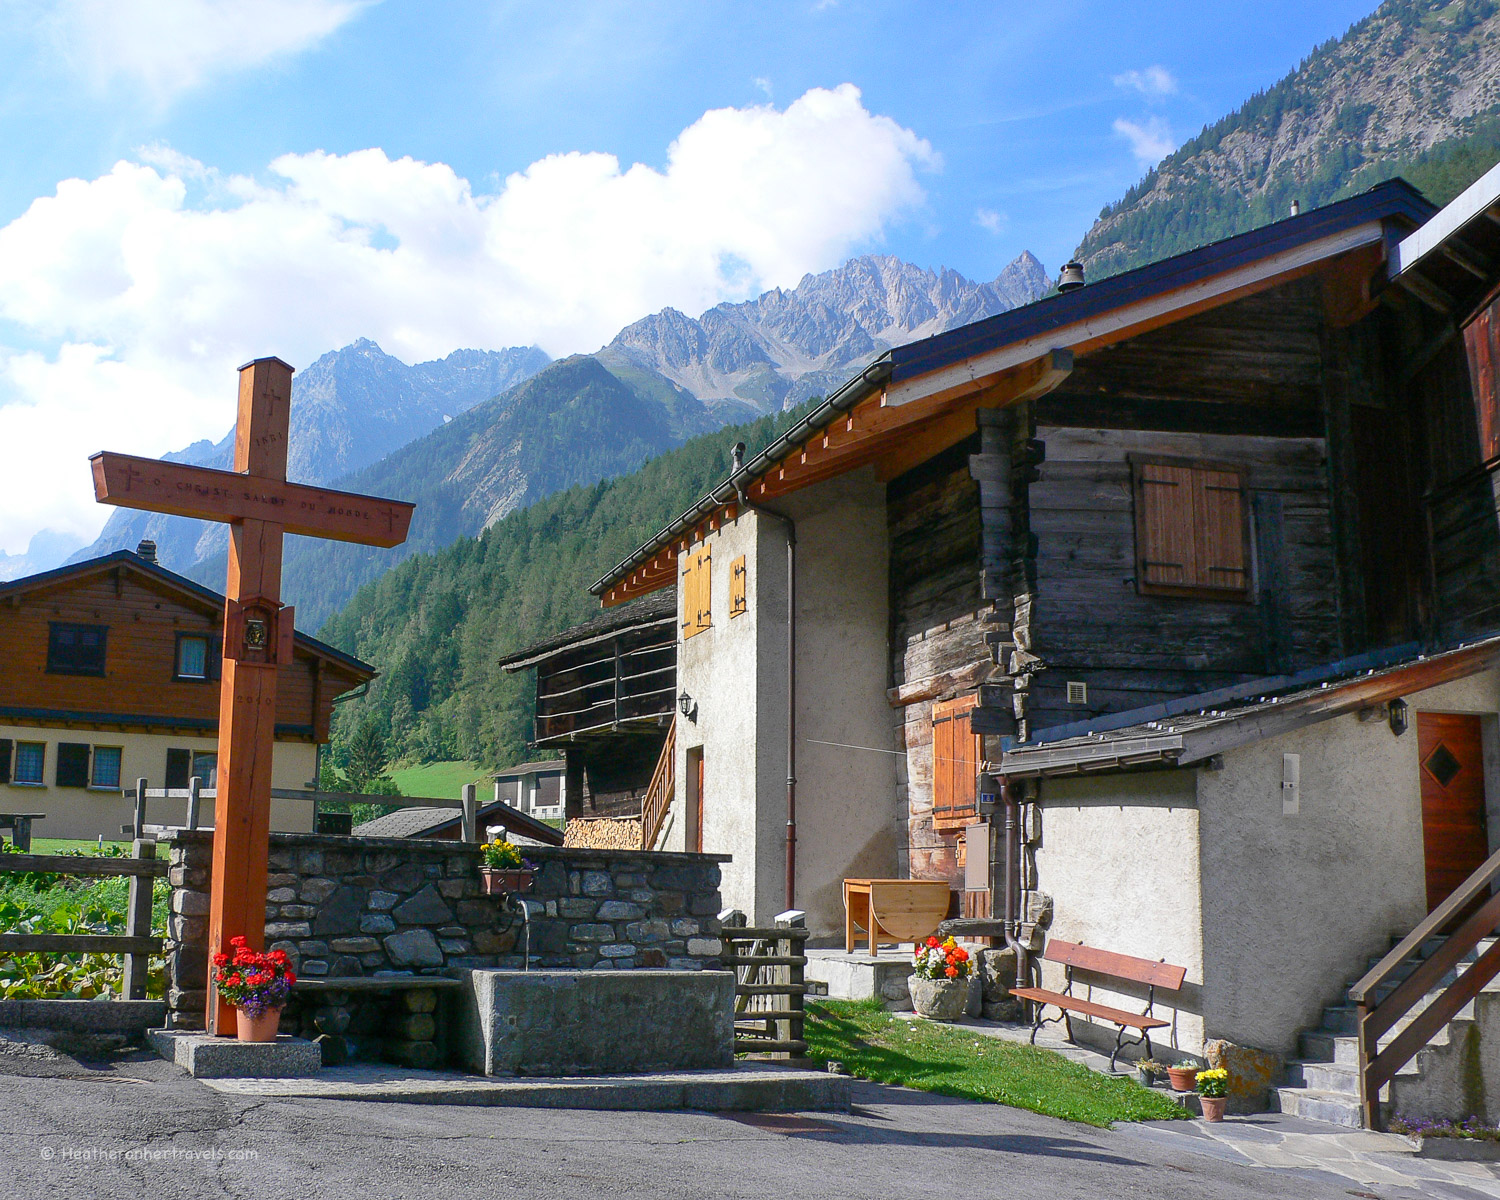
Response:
91,358,414,1033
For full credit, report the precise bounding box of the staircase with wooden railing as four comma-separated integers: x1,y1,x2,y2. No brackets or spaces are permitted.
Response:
641,720,676,851
1347,846,1500,1129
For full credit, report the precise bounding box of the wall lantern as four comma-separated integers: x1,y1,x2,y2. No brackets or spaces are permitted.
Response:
678,690,698,722
1389,698,1410,738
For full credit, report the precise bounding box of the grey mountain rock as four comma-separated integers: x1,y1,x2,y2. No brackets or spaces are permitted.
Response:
604,252,1051,411
73,340,550,573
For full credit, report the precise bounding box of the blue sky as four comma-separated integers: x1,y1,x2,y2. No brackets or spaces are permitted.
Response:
0,0,1378,553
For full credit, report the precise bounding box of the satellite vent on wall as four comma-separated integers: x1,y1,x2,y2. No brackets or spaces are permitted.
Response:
1066,680,1088,705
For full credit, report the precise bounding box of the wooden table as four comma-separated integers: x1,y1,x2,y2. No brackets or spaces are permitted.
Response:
0,813,44,851
843,878,953,954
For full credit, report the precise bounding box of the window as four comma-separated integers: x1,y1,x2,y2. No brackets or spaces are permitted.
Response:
176,634,211,680
47,622,107,676
0,740,9,784
91,746,122,790
730,555,747,618
681,544,712,639
56,742,90,788
13,742,45,786
931,695,981,831
191,752,217,789
1132,457,1250,600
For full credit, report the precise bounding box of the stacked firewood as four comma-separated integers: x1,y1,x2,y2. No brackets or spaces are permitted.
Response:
563,816,643,851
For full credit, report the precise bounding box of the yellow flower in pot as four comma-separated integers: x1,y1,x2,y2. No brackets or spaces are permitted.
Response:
1197,1067,1229,1122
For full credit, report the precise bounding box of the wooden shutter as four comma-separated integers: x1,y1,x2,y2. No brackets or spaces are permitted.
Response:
1133,458,1249,599
931,694,980,831
682,544,712,639
56,743,90,788
0,739,10,785
165,748,192,790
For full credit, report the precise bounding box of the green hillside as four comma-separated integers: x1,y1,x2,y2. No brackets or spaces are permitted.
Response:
319,402,813,771
1077,0,1500,277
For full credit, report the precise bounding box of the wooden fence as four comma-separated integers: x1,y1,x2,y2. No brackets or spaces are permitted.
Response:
722,912,808,1058
0,837,164,999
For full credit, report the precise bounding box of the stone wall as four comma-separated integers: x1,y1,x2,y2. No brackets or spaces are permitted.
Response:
161,830,727,1030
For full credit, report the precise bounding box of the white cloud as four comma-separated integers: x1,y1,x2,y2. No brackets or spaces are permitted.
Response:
753,76,773,99
1113,116,1175,166
1112,65,1177,97
974,208,1008,235
0,84,935,553
42,0,373,101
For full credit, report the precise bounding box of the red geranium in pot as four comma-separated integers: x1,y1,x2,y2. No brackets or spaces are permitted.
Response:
212,937,296,1042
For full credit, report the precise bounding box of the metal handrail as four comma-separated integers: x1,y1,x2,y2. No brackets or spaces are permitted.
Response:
1351,842,1500,1128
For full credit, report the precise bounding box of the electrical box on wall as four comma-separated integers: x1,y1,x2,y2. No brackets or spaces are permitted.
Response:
1282,753,1300,816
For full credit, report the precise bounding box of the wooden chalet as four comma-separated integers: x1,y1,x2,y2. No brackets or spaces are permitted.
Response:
0,542,374,839
577,168,1500,1123
498,588,676,819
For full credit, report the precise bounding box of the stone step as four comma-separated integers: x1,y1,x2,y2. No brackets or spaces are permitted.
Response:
1269,1085,1365,1127
1299,1029,1358,1065
1284,1059,1360,1096
1322,1005,1359,1035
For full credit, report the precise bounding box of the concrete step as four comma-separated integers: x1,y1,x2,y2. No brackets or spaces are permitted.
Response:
1299,1030,1358,1066
1284,1059,1360,1096
1269,1085,1365,1127
1322,1005,1359,1035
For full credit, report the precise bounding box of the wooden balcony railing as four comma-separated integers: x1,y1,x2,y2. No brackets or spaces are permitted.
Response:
1349,843,1500,1129
641,720,676,851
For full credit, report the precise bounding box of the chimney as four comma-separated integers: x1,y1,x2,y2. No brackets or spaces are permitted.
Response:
136,539,158,564
1056,260,1086,292
1290,199,1301,216
731,441,746,475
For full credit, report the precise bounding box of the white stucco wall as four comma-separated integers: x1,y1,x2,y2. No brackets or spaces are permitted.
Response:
1032,770,1206,1056
1031,667,1500,1061
672,469,899,933
0,725,316,840
1197,669,1500,1056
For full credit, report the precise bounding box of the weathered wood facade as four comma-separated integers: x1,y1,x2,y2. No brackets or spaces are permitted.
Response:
499,589,675,819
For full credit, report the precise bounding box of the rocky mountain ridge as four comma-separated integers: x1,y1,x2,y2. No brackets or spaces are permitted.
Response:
1076,0,1500,277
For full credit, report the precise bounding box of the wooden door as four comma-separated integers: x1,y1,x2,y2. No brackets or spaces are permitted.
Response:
690,748,704,854
1418,713,1490,911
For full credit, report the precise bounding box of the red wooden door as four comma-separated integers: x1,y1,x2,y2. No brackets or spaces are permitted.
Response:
691,751,704,854
1418,713,1490,911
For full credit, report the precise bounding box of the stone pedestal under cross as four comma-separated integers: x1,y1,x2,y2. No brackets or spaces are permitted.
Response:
92,357,414,1032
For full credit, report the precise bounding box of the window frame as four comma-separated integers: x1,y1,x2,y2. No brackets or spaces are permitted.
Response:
46,621,108,677
12,741,46,786
174,632,213,682
90,745,123,791
1130,454,1253,602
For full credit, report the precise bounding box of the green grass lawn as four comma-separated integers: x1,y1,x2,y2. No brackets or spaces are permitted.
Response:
27,837,136,855
387,760,488,799
804,998,1188,1127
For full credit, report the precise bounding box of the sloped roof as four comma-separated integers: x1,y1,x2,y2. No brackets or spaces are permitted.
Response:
498,587,676,671
351,797,564,845
0,548,374,680
996,635,1500,779
493,759,565,778
592,179,1436,600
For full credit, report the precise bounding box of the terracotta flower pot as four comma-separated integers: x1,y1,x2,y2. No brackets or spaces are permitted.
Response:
1167,1066,1199,1092
1200,1095,1228,1122
479,868,534,895
910,975,968,1021
235,1006,283,1043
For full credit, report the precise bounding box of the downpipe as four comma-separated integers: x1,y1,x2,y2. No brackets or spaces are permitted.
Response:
1001,778,1029,995
731,442,798,910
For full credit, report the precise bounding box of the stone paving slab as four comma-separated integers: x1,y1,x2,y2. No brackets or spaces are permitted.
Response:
197,1060,851,1112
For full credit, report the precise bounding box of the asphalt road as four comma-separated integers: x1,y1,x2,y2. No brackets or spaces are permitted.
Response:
0,1044,1469,1200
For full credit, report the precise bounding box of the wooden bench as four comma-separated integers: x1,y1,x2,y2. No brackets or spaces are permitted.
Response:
1011,939,1187,1071
843,878,952,954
